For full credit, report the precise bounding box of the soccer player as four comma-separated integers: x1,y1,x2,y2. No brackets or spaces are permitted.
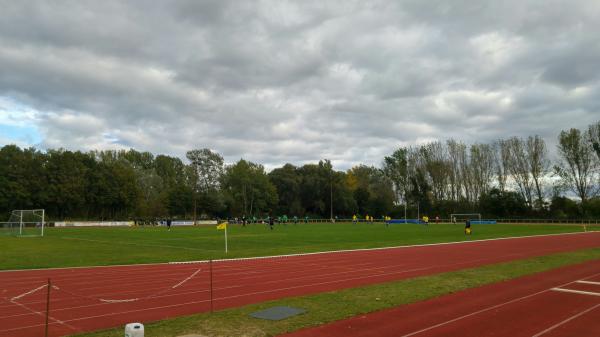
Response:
352,214,357,224
304,215,309,223
465,219,472,235
269,214,274,230
423,215,429,225
166,218,172,231
293,215,298,224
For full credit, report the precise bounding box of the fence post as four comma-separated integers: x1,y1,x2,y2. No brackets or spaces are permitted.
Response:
45,278,51,337
210,260,213,313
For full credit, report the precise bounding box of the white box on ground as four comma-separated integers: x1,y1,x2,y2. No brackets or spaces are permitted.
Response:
125,323,144,337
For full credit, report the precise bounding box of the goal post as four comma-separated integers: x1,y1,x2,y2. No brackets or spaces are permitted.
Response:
450,213,481,224
1,209,45,237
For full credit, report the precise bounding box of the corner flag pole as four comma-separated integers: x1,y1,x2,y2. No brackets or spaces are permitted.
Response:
224,224,228,254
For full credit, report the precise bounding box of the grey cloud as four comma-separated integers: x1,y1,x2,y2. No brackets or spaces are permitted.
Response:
1,0,599,170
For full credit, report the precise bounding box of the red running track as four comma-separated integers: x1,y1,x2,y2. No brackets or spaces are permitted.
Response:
1,232,599,337
282,258,600,337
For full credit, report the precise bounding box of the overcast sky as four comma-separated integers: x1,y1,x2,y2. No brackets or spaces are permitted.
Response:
1,1,599,170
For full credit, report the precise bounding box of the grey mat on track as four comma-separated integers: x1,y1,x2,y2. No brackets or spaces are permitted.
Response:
249,306,306,321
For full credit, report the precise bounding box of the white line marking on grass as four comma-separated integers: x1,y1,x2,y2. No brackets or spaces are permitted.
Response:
531,303,600,337
551,287,600,297
576,280,600,286
0,230,597,273
398,270,600,337
59,236,207,251
169,231,599,265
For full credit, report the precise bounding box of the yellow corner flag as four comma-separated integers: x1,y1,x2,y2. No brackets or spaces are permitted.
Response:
217,222,228,253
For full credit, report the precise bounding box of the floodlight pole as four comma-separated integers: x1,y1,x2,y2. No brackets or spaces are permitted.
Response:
330,170,333,221
404,160,408,223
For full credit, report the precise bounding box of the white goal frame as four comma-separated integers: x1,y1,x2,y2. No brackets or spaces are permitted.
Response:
6,209,45,237
450,213,481,224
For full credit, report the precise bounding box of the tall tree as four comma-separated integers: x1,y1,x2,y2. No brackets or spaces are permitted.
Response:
0,145,47,214
418,142,450,203
45,150,89,218
269,164,302,215
505,137,534,208
526,135,550,209
555,128,597,203
588,121,600,161
493,140,510,192
447,139,467,202
382,148,409,208
222,159,277,216
469,143,495,201
348,165,394,216
186,149,225,218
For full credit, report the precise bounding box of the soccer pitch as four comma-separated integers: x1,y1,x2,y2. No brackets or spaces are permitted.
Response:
0,222,593,271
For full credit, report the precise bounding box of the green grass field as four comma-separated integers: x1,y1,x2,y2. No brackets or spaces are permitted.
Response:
1,222,594,270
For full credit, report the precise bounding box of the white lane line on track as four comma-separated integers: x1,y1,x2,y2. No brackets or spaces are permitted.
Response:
14,266,430,330
576,280,600,286
531,303,600,337
8,299,79,332
0,249,548,323
397,270,600,337
0,252,519,314
1,230,596,273
0,265,434,328
6,267,600,334
10,284,47,301
171,268,202,289
550,288,600,297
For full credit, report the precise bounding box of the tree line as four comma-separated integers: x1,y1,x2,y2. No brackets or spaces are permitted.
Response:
1,121,599,221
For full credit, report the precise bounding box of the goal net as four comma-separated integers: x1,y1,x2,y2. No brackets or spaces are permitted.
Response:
450,213,481,224
1,209,45,237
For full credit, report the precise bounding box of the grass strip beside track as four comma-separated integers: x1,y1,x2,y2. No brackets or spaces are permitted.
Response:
2,223,597,270
74,247,600,337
